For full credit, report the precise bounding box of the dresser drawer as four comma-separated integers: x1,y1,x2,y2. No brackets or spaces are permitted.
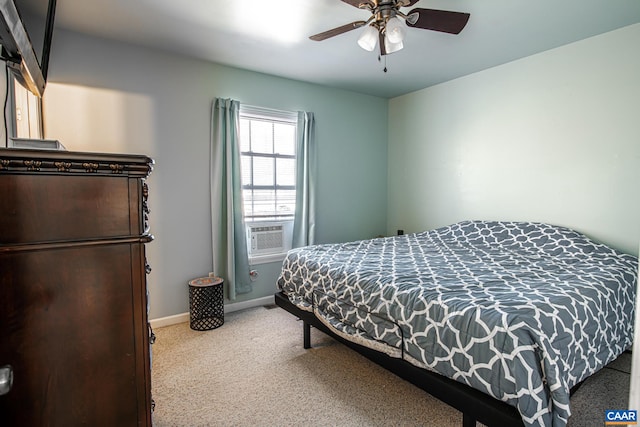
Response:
0,174,141,244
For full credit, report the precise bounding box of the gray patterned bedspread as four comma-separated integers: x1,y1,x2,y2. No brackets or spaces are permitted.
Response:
276,221,638,427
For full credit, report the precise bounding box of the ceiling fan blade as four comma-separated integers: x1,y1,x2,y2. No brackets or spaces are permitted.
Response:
309,21,367,41
406,8,470,34
397,0,420,6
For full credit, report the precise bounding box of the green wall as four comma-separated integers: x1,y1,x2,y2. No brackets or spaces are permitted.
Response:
388,24,640,255
43,29,388,318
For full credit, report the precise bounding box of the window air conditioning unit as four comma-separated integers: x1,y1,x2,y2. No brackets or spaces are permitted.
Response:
248,224,286,256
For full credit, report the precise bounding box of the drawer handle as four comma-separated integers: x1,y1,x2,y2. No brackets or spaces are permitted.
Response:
0,365,13,396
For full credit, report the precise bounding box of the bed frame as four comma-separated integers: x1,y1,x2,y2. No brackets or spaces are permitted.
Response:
275,290,524,427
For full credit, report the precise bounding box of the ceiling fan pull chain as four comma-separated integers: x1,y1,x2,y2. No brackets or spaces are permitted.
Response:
377,53,388,73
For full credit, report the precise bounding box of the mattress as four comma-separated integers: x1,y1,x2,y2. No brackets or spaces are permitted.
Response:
276,220,637,427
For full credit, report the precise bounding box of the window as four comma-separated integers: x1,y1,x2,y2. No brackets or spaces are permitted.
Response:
239,105,297,262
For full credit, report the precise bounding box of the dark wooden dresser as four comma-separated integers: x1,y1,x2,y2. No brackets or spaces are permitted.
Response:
0,148,154,426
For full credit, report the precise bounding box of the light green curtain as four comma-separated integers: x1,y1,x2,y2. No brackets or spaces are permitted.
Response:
292,111,316,248
210,98,252,299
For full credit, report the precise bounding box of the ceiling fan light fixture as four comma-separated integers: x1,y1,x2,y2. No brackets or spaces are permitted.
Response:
357,25,378,51
384,36,403,54
385,16,405,44
309,2,471,62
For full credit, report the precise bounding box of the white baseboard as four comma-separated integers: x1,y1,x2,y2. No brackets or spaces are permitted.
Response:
150,312,190,328
149,295,276,329
225,295,275,313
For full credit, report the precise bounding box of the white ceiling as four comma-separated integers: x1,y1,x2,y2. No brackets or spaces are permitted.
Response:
29,0,640,98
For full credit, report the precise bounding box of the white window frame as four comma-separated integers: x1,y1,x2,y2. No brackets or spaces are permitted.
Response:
239,105,297,264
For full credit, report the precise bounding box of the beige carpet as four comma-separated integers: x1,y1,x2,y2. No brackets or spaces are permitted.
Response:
151,306,631,427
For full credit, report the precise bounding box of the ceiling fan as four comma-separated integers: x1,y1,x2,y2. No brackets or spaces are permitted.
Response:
310,0,470,56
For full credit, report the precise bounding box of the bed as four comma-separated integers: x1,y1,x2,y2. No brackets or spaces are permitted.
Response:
275,220,637,427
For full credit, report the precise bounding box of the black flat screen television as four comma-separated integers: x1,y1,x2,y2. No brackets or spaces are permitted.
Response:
0,0,56,97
